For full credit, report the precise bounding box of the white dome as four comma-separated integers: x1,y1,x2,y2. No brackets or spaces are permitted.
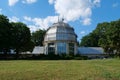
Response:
44,22,77,42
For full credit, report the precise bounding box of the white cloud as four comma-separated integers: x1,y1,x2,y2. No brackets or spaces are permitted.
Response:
8,0,37,6
28,25,40,32
49,0,55,4
80,31,86,34
24,16,58,31
9,16,20,22
24,16,32,21
0,8,2,14
8,0,19,6
24,0,101,32
23,0,101,32
82,18,91,25
48,0,101,25
93,0,101,7
112,3,119,8
22,0,37,4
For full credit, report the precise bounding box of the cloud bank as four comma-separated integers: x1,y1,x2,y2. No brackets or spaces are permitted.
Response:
24,16,58,32
22,0,37,4
9,16,20,22
23,0,101,32
8,0,19,6
8,0,37,6
0,8,2,14
49,0,100,25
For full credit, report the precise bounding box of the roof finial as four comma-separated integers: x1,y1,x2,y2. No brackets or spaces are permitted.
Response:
58,16,59,22
58,16,64,22
62,18,64,22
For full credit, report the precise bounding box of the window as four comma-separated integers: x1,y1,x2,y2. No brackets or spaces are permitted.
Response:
45,34,56,41
69,43,74,55
56,33,76,41
57,42,67,54
48,43,55,54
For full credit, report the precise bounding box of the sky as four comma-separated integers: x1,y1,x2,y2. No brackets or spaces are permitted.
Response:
0,0,120,41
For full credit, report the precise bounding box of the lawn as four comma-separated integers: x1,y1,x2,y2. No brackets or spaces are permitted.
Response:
0,59,120,80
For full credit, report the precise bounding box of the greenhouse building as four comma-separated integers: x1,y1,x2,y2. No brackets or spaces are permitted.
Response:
32,20,106,58
43,21,77,55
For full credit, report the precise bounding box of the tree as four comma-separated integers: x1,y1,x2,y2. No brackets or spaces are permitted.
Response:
80,22,109,47
31,29,46,46
11,22,32,54
95,22,110,52
93,22,109,38
0,14,34,58
0,15,13,54
80,33,99,47
97,20,120,56
106,20,120,56
80,19,120,57
80,34,90,47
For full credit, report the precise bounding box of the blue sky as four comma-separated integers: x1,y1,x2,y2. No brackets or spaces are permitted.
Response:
0,0,120,41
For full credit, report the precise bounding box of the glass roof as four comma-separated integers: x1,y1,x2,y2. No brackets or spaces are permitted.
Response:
44,22,77,42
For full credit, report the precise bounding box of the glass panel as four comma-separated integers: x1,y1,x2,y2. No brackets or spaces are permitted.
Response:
57,42,66,54
48,43,55,54
69,43,74,55
45,34,56,41
47,28,56,34
56,33,76,41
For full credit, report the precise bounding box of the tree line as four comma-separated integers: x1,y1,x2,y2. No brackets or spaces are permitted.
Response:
0,14,46,56
80,19,120,57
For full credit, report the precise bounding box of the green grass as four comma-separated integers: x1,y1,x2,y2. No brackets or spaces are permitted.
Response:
0,59,120,80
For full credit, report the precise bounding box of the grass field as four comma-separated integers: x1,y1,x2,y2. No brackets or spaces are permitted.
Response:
0,59,120,80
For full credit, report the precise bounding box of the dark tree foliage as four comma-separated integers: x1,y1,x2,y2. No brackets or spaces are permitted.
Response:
31,29,46,46
80,34,90,47
80,33,99,47
105,20,120,56
0,15,13,54
0,14,34,56
11,22,32,54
